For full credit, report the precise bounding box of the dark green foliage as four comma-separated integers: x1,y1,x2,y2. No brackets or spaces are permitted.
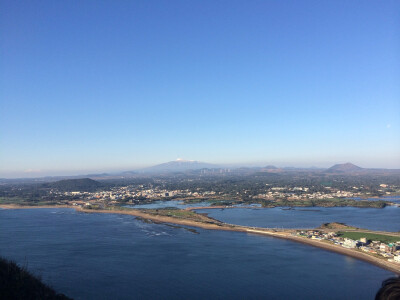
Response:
42,178,102,192
0,257,72,299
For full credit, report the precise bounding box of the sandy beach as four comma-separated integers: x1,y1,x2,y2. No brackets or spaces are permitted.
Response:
1,204,399,275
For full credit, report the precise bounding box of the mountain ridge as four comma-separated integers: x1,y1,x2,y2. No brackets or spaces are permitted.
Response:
326,163,363,173
140,159,219,173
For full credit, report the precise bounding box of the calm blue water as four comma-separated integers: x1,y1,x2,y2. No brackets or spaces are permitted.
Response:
125,200,211,209
125,200,262,209
347,196,400,203
0,208,396,300
201,206,400,232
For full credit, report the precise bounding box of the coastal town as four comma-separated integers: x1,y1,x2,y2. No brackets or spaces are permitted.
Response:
51,181,398,209
294,229,400,264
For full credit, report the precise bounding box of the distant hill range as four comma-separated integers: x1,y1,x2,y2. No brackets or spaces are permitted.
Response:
140,159,219,173
1,161,400,184
42,178,103,192
324,162,400,174
264,165,278,170
260,165,282,173
326,163,363,173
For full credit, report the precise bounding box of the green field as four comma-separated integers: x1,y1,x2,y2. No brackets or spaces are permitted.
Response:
338,231,400,244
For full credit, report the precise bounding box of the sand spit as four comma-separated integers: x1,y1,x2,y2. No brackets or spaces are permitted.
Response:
77,207,400,275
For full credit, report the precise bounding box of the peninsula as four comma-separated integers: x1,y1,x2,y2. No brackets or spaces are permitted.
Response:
83,206,400,274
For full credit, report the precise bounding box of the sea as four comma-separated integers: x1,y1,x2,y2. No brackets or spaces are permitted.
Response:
0,207,398,300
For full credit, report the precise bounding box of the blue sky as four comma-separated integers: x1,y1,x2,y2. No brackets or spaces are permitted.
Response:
1,0,399,177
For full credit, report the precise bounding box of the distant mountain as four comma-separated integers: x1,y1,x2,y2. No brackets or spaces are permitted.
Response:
264,165,278,169
86,173,111,178
141,159,219,173
42,178,103,192
260,165,282,173
326,163,363,173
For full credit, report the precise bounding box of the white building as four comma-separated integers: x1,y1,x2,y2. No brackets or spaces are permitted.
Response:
343,238,358,248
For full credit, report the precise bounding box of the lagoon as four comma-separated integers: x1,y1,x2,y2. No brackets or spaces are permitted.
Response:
201,206,400,232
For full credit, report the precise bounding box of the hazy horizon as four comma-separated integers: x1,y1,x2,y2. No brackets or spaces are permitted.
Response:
1,1,399,178
1,158,399,179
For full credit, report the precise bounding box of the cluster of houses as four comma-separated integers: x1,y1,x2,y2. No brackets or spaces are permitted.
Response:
250,183,397,201
252,187,361,201
61,186,218,204
58,182,397,204
296,230,400,263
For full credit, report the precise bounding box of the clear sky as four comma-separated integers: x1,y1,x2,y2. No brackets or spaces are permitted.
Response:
1,1,399,177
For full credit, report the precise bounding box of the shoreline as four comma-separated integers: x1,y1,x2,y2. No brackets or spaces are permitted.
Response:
1,204,399,275
79,207,400,275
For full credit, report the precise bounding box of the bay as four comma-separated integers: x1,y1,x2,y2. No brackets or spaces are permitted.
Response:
0,208,396,300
